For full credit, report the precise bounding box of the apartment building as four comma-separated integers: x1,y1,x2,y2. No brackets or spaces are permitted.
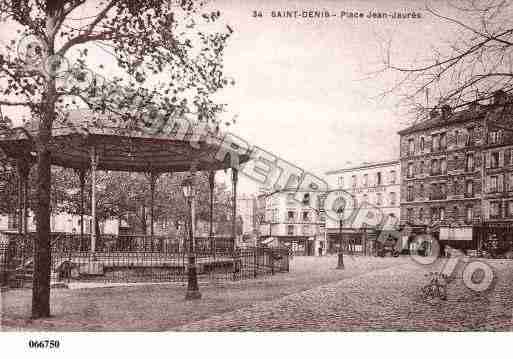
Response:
325,159,401,253
257,189,327,256
398,91,513,254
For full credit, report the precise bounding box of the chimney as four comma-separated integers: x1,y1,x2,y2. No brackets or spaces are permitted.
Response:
441,105,451,119
493,90,507,105
429,108,439,119
468,101,479,112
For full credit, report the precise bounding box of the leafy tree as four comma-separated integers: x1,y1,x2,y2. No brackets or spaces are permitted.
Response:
383,0,513,120
0,0,232,318
52,169,235,237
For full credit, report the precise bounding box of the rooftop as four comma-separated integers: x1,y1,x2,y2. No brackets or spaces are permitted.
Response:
325,158,400,175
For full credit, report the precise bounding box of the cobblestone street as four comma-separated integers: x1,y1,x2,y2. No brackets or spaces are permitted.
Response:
2,256,513,331
176,257,513,331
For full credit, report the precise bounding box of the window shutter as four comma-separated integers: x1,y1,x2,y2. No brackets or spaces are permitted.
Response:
499,151,504,167
486,152,491,168
485,176,489,193
499,174,504,192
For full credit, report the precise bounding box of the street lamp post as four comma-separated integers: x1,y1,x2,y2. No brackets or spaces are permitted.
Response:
182,176,201,300
337,210,344,269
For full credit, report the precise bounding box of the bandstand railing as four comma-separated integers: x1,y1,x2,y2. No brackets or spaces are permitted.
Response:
1,232,289,287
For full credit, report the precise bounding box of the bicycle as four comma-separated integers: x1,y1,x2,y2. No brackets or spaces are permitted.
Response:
421,272,448,301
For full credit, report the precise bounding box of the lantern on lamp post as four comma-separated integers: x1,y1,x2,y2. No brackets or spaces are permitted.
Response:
181,176,201,300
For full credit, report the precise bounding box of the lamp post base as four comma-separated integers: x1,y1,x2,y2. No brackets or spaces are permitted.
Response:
185,289,202,300
337,253,344,269
185,259,201,300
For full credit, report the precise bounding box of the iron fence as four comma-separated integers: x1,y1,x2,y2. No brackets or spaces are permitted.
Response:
0,232,289,287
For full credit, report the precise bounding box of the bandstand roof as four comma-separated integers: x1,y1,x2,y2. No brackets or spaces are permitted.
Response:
0,110,249,173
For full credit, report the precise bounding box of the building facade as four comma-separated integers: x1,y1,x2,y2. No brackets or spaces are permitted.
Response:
398,92,513,254
257,189,327,256
237,195,258,236
325,160,401,253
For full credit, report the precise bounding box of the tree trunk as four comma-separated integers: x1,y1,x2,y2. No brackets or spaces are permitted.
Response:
31,110,53,319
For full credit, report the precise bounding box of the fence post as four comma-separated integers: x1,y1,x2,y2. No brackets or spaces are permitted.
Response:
253,247,258,278
270,250,275,275
232,248,240,281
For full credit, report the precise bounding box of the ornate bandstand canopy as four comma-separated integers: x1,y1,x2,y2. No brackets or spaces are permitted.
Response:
0,109,249,173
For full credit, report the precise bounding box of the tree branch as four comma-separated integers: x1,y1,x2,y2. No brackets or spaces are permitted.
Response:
57,0,119,56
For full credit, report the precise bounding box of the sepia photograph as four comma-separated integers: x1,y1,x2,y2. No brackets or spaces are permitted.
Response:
0,0,512,355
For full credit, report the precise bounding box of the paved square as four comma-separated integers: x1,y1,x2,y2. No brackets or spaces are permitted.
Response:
1,256,512,331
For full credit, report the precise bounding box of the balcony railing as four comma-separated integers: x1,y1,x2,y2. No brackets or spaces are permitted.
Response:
429,194,447,200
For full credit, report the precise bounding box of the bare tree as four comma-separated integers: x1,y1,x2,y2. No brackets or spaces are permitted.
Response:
0,0,232,318
383,0,513,120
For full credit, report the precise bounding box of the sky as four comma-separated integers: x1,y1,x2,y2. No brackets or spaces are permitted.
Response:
0,0,466,195
211,0,460,193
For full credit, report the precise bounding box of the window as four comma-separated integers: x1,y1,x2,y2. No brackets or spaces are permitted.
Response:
376,193,383,206
390,170,396,184
466,127,475,146
389,192,396,206
432,134,440,151
338,176,344,188
419,208,424,221
490,176,498,192
362,194,369,205
490,201,502,219
302,193,310,205
287,225,294,236
302,225,311,236
407,208,413,222
489,130,501,144
363,174,368,187
407,185,414,202
465,206,473,223
490,151,500,168
465,153,474,171
440,183,447,199
440,132,447,150
507,201,513,218
440,207,445,220
408,138,415,155
453,206,459,220
7,213,17,230
455,130,460,146
302,211,310,222
441,159,447,174
431,207,439,221
287,193,295,203
453,179,459,195
318,195,326,209
407,163,414,178
431,159,439,175
420,137,425,151
287,211,295,222
419,184,425,197
376,172,382,186
465,180,473,197
352,175,357,188
419,161,424,175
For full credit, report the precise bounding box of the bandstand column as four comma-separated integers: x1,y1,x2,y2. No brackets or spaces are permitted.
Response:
75,169,86,251
185,164,201,300
149,171,159,242
208,170,215,255
231,168,238,251
90,147,99,257
16,164,22,235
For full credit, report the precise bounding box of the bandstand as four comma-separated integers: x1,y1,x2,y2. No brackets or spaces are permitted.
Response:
0,110,289,297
